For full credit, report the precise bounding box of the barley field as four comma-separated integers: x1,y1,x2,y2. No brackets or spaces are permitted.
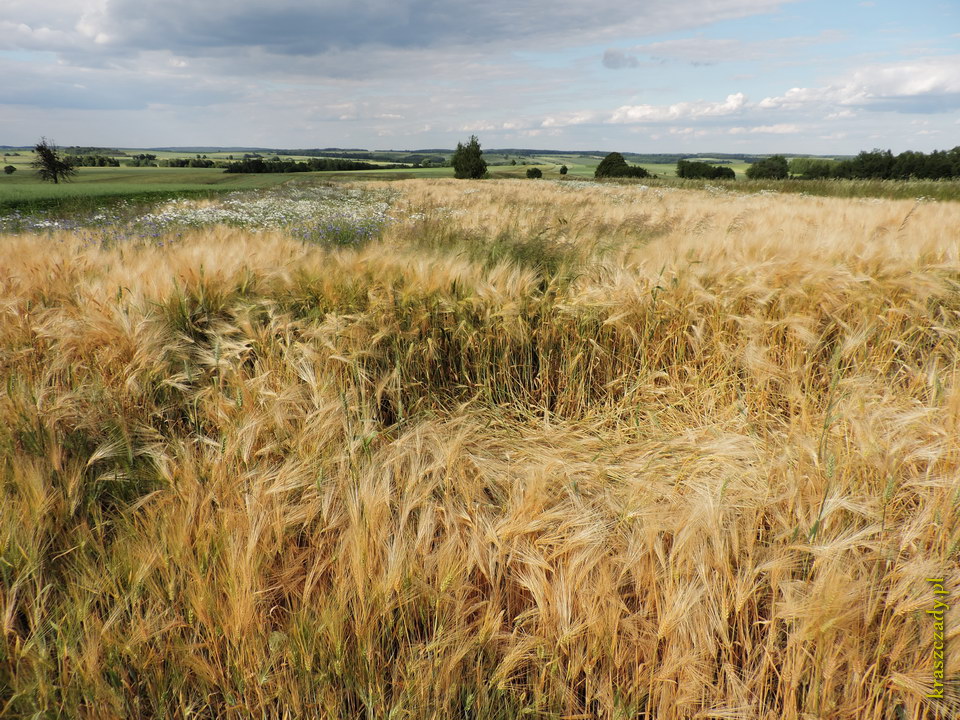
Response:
1,178,958,719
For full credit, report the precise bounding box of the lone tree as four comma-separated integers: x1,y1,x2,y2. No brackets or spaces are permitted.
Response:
526,167,542,179
3,165,15,175
594,152,650,179
32,138,77,184
559,165,568,175
452,135,487,179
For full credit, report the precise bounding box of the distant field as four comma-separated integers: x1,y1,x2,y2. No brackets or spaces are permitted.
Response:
318,165,457,180
0,166,295,211
484,155,752,179
0,148,704,183
4,149,956,211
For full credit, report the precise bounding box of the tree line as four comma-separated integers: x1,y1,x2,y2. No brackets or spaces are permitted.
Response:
222,157,405,173
279,149,446,166
676,159,735,180
67,154,121,167
789,148,960,180
164,157,218,168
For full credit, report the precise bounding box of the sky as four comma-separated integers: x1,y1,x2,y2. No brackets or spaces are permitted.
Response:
0,0,957,153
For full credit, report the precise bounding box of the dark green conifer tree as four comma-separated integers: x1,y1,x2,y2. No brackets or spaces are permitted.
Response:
452,135,488,179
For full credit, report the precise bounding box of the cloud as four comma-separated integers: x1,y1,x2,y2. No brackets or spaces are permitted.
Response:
610,93,747,123
612,36,741,66
602,49,640,69
602,31,843,68
728,123,800,134
758,56,960,114
669,127,709,137
1,0,791,63
758,86,825,109
1,0,955,154
0,55,240,110
541,111,600,128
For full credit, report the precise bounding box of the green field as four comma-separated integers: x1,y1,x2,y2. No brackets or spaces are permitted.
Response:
0,166,296,212
3,147,957,215
0,146,772,192
481,155,752,179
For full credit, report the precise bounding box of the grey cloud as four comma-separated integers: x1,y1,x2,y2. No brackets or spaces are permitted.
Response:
104,0,422,55
608,31,843,68
860,94,960,114
0,59,241,110
602,49,639,69
106,0,788,55
5,0,790,61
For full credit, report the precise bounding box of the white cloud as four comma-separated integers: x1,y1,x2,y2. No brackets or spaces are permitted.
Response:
0,20,75,50
758,56,960,113
728,124,800,134
758,86,827,109
610,92,747,123
541,111,599,128
458,119,543,133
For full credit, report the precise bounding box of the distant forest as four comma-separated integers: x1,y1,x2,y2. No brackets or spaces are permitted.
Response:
274,149,447,166
789,148,960,180
223,157,405,173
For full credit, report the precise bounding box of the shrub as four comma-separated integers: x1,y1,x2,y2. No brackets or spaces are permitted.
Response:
3,165,15,175
844,149,895,180
595,152,628,178
745,155,789,180
526,167,543,179
70,154,121,168
594,152,650,179
676,160,735,180
788,158,836,179
559,165,568,175
126,153,159,168
452,135,488,179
